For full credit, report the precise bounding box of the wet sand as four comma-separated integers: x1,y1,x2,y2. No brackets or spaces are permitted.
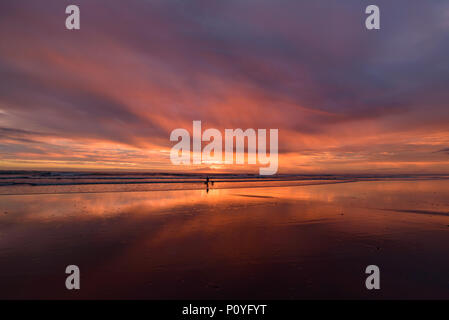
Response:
0,179,449,299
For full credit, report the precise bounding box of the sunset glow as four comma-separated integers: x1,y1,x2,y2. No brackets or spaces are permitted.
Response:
1,0,449,173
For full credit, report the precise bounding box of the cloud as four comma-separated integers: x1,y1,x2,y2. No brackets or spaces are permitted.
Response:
1,0,449,172
435,148,449,155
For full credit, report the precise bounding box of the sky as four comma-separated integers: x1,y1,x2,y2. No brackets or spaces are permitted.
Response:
1,0,449,174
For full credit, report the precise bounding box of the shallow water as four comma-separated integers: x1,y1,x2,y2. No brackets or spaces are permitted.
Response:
0,179,448,299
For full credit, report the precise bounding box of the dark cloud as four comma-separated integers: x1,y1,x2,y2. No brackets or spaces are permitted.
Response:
435,148,449,155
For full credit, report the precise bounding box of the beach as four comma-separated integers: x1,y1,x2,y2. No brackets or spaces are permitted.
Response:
0,175,448,299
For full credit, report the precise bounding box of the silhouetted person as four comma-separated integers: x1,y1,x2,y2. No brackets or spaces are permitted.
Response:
205,176,211,193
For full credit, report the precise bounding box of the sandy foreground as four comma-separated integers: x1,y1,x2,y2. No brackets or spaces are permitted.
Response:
0,179,448,299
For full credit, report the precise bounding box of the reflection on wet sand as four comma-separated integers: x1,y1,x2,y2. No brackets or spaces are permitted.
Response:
0,180,449,299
